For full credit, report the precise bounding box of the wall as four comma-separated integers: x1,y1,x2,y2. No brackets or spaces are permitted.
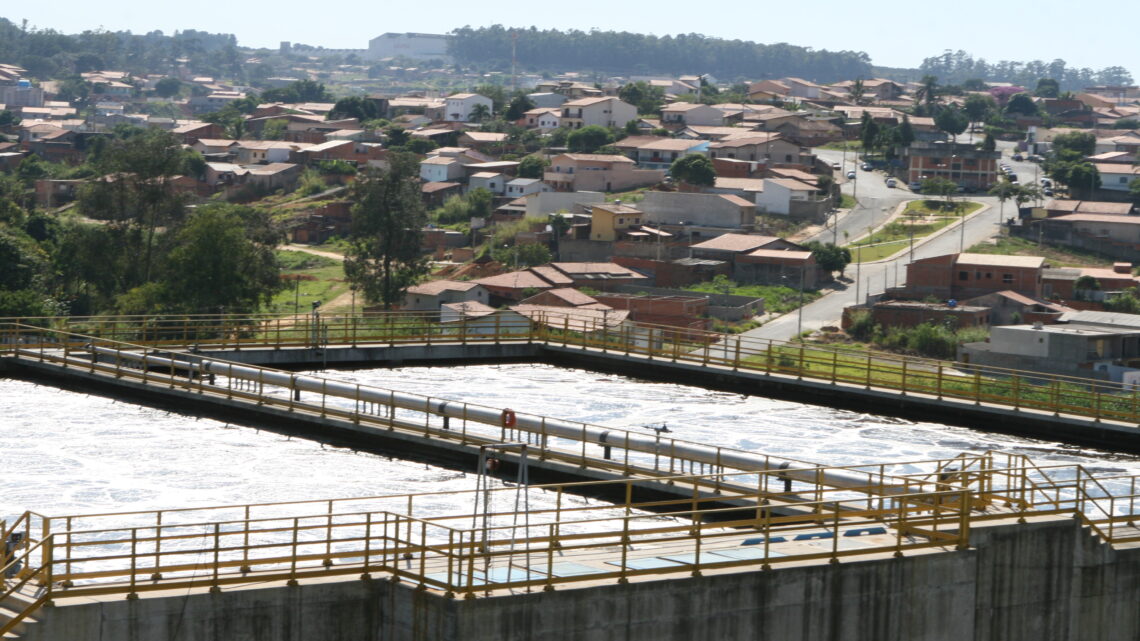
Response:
25,518,1140,641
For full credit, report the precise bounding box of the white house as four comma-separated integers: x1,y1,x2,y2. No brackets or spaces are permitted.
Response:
560,97,637,129
505,177,551,198
419,156,464,182
468,172,506,195
444,93,493,122
1093,163,1140,192
755,178,819,215
403,280,490,311
660,102,726,127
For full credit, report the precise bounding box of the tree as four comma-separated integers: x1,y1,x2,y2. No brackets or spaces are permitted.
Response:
963,94,996,124
343,154,429,309
806,242,851,276
493,242,551,268
469,103,491,123
504,94,535,121
989,180,1019,225
1067,163,1101,199
1035,78,1060,98
981,133,996,152
915,75,939,112
328,96,380,121
260,118,288,141
261,79,332,103
1129,177,1140,206
154,77,182,98
859,112,879,154
897,114,915,147
567,125,614,153
669,154,716,187
384,126,410,147
849,78,866,106
921,177,958,205
618,81,665,115
1004,93,1039,117
517,155,549,179
934,106,969,142
161,204,282,314
0,110,19,128
1052,131,1096,157
77,128,193,285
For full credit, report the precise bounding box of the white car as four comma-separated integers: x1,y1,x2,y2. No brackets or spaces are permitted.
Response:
885,178,897,188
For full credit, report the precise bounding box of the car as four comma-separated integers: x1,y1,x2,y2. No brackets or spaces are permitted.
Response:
907,181,923,191
831,162,842,170
885,177,897,188
1012,153,1024,161
1028,154,1044,162
1041,178,1052,187
861,162,872,171
1007,174,1018,183
846,170,856,179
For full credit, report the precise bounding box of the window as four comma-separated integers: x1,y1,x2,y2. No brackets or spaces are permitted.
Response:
986,272,992,279
1002,274,1013,284
958,271,968,281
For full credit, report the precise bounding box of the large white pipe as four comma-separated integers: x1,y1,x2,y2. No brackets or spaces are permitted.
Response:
89,346,904,493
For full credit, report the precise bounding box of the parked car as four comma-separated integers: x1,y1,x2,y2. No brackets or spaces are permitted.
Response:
1041,178,1052,187
1043,188,1054,196
886,177,897,188
831,162,842,170
1012,153,1024,161
861,162,872,171
907,181,923,191
846,170,856,179
1008,174,1018,183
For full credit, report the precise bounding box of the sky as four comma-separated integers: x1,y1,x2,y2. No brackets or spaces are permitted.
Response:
6,1,1137,79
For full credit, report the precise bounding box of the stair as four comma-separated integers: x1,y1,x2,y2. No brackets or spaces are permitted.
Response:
0,585,42,639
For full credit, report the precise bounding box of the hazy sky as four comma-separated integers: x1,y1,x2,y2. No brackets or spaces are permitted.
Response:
6,1,1137,78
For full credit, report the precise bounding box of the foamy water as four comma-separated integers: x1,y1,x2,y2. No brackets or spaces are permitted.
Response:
4,363,1139,523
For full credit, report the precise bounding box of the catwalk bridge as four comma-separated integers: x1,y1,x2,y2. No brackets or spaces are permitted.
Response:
2,313,1140,640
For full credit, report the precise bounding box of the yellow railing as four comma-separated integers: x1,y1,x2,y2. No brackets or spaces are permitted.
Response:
3,312,1138,427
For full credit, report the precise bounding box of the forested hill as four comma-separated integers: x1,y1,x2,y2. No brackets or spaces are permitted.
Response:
448,25,873,83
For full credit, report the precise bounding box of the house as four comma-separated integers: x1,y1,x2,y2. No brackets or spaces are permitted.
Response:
519,287,608,309
690,233,822,286
755,178,826,220
639,192,757,231
524,108,562,131
589,202,646,241
192,139,240,158
444,93,493,122
747,80,791,102
187,91,247,114
544,153,665,192
473,262,649,303
901,141,1000,191
1042,200,1134,218
1041,265,1140,301
959,311,1140,380
660,102,726,128
782,78,824,99
903,253,1046,300
402,280,490,311
560,97,637,129
1034,214,1140,262
504,178,550,198
244,163,302,192
525,93,567,109
708,134,800,164
172,121,224,145
509,304,630,333
420,156,465,182
421,181,463,207
468,172,505,196
1093,163,1140,193
234,141,310,165
457,131,508,148
618,138,708,170
844,300,991,331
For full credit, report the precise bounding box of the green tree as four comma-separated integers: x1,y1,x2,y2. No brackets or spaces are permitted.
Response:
517,154,549,179
1129,177,1140,206
1067,163,1101,199
618,81,665,115
805,242,851,276
161,204,283,314
504,94,536,121
469,103,491,123
1035,78,1060,98
1004,93,1039,117
669,154,716,187
915,74,939,112
1052,131,1096,157
567,125,614,153
343,154,429,308
260,118,288,141
849,78,866,105
384,126,410,147
0,110,19,128
921,177,958,205
981,133,996,152
859,112,879,154
963,94,995,123
493,242,552,268
934,105,969,142
989,180,1019,224
897,114,916,147
261,79,332,103
328,96,380,121
154,77,182,98
77,128,193,285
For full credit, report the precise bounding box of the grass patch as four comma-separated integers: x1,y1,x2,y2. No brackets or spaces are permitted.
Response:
838,194,856,209
276,249,339,270
267,259,350,315
819,141,863,151
966,235,1117,268
684,282,822,315
849,240,909,262
904,199,984,217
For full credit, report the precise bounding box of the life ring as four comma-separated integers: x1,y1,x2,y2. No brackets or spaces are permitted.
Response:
500,408,517,428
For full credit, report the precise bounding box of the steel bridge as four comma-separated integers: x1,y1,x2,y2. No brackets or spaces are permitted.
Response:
2,313,1140,637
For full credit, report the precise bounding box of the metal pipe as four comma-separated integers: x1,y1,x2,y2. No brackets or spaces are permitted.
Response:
89,346,898,492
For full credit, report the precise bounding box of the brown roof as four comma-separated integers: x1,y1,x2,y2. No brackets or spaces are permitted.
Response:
520,288,600,307
550,262,647,279
530,265,576,286
718,194,756,208
510,305,628,331
1052,213,1140,224
560,153,635,164
421,181,461,194
474,270,554,290
691,234,781,253
441,301,497,317
745,249,813,261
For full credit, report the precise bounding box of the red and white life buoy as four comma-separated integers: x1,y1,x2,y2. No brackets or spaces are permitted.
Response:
500,408,517,428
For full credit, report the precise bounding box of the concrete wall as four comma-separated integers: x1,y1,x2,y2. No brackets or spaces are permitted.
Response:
26,518,1140,641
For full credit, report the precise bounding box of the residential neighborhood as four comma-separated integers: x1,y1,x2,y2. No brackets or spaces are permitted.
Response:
2,24,1140,384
